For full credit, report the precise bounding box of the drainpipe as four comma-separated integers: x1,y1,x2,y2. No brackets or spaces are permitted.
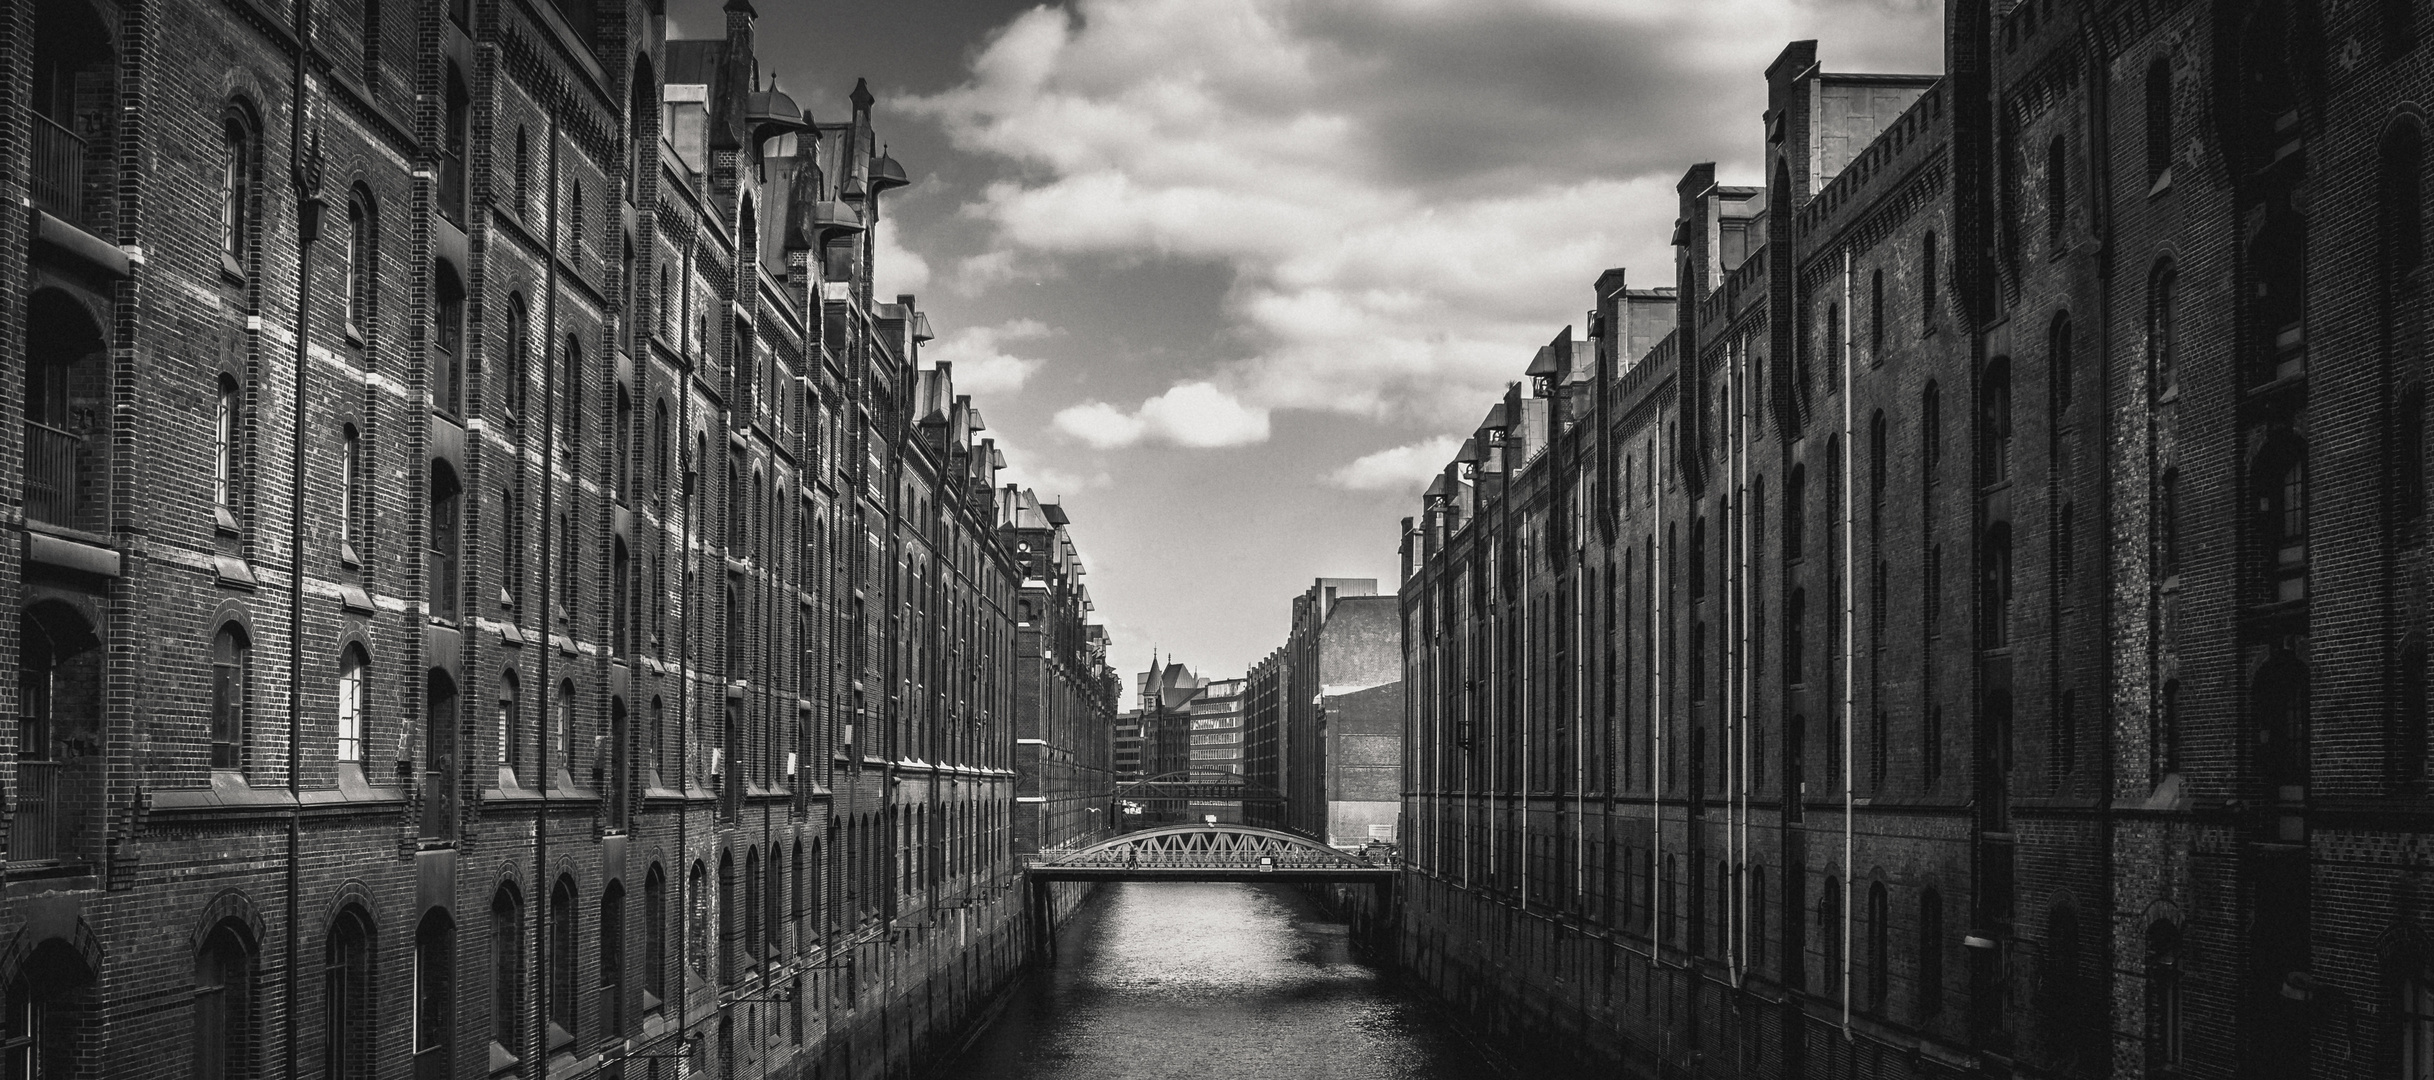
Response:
282,1,323,1078
1841,247,1857,1034
533,109,563,1080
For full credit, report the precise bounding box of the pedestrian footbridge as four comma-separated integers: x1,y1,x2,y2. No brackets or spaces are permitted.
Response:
1025,824,1396,883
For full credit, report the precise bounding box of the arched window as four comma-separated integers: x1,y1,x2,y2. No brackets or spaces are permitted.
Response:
1921,231,1939,328
423,670,459,840
2047,134,2070,248
2145,57,2173,186
649,696,667,783
434,264,465,417
490,885,524,1063
323,906,373,1080
611,539,631,657
1824,303,1843,384
340,425,365,561
1819,879,1843,998
652,399,671,510
554,681,575,769
1981,523,2013,649
193,921,255,1080
1785,464,1807,560
559,336,583,452
607,696,628,822
412,911,453,1075
503,294,529,422
1870,268,1885,359
1689,516,1707,598
615,386,633,504
686,861,710,976
215,376,241,513
429,462,462,622
719,851,739,982
599,883,625,1036
2254,439,2309,602
346,193,374,335
2051,312,2076,412
1750,865,1768,971
1788,715,1808,821
1867,882,1891,1011
767,846,786,956
336,644,367,764
643,865,668,1013
2145,920,2184,1074
496,670,521,772
1786,589,1807,685
1919,888,1945,1017
440,64,468,225
548,876,576,1051
212,624,250,771
221,109,254,268
1922,381,1943,469
1981,358,2013,485
2150,261,2178,394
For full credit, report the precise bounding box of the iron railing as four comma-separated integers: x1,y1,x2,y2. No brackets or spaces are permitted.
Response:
30,113,85,224
25,421,83,526
10,761,62,863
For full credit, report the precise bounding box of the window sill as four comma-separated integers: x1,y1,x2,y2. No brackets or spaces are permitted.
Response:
2148,168,2173,200
220,254,247,286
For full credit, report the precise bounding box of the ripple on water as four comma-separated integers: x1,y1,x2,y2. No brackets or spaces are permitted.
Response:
939,882,1499,1080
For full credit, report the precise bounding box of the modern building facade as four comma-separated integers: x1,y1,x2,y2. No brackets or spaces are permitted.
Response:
0,1,1108,1078
1399,4,2434,1080
1185,677,1245,824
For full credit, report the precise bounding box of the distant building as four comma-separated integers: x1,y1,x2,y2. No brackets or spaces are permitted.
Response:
1114,710,1146,782
1283,581,1405,846
1243,650,1287,829
1004,493,1121,854
1187,678,1248,822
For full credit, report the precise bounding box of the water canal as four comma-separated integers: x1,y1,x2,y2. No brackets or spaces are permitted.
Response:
935,882,1505,1080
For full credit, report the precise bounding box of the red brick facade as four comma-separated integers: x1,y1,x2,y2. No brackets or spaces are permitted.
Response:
1397,4,2434,1079
0,1,1108,1078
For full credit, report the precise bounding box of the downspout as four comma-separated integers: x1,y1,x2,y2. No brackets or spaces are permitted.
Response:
532,110,563,1079
1734,336,1751,986
2079,0,2121,1032
1649,416,1665,980
1841,247,1858,1033
282,4,322,1078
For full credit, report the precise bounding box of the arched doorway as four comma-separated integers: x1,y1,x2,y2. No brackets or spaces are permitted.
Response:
4,936,97,1079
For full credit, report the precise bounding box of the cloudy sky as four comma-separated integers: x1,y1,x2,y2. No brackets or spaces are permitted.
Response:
672,0,1946,681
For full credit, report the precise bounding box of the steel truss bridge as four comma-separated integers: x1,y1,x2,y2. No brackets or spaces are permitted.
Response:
1021,825,1398,954
1115,769,1286,804
1024,824,1395,883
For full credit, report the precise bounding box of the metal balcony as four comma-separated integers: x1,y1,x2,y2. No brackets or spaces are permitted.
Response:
9,761,63,864
30,114,85,225
25,420,84,527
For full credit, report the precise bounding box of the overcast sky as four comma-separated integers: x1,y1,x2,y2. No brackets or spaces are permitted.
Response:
672,0,1947,682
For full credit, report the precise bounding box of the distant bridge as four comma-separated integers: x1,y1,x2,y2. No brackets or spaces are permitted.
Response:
1022,824,1399,955
1115,769,1285,804
1025,824,1394,883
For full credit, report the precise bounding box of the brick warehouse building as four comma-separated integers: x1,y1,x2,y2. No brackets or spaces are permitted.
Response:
1398,3,2434,1080
0,0,1116,1078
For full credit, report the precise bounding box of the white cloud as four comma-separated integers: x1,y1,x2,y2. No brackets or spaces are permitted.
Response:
872,221,932,300
907,0,1944,433
1327,436,1462,492
926,318,1055,396
1053,381,1270,449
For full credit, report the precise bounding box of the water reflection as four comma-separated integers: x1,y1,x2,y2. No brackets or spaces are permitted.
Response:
939,882,1499,1080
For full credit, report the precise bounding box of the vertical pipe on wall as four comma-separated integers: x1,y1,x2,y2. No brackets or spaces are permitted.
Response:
1840,247,1858,1034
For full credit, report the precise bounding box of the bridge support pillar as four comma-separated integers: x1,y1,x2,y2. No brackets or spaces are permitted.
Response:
1026,875,1055,962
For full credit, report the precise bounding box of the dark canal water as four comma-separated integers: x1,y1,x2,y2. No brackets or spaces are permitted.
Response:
936,882,1504,1080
